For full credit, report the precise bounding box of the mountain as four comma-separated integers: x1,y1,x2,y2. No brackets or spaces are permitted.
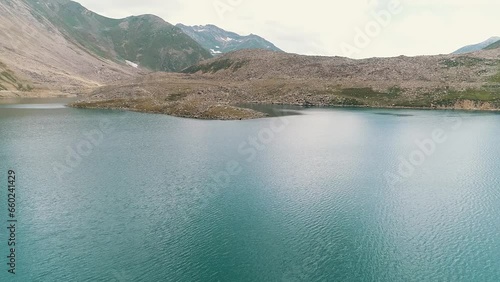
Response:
74,48,500,120
0,0,138,95
452,37,500,54
0,0,215,95
484,39,500,50
176,24,281,56
25,0,212,72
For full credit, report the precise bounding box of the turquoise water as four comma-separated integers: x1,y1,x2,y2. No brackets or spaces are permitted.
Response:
1,101,500,281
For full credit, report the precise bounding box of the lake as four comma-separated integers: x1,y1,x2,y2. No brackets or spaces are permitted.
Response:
0,99,500,281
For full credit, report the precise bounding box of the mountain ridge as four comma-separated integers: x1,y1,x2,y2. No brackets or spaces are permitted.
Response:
453,37,500,54
0,0,284,96
24,0,212,72
0,0,140,96
176,24,281,56
0,0,221,95
485,39,500,50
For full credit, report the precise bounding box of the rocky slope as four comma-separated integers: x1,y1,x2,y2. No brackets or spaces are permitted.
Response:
183,49,500,104
176,24,281,56
72,48,500,119
71,73,268,119
0,0,142,96
0,0,216,96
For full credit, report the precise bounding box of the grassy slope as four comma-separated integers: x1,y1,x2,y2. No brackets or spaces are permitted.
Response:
0,61,32,91
485,40,500,50
25,0,212,72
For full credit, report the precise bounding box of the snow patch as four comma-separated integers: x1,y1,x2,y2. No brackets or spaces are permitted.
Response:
125,60,139,68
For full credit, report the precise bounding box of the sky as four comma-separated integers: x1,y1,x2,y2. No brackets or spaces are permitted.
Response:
75,0,500,59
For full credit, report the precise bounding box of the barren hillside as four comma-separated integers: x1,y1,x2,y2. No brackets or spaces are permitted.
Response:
0,0,143,96
184,49,500,94
73,48,500,119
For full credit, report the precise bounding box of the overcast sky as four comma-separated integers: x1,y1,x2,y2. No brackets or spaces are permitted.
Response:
76,0,500,58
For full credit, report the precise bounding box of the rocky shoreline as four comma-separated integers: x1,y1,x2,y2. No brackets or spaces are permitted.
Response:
70,98,500,120
70,98,267,120
0,90,77,99
67,48,500,119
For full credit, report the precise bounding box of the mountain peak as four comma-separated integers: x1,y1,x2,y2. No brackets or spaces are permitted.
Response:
176,24,282,56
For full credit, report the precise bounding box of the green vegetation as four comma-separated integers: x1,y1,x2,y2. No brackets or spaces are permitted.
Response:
1,71,17,83
311,87,404,107
202,105,262,120
0,64,33,91
24,0,212,72
440,57,493,68
339,87,400,101
16,83,33,92
336,87,500,108
485,40,500,50
231,60,248,71
489,70,500,83
391,88,500,108
393,99,435,108
182,59,248,74
388,86,403,96
0,70,17,90
71,98,264,120
338,98,365,106
436,89,500,106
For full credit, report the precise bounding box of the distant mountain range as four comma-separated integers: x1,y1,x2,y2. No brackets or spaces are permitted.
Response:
0,0,281,95
176,24,282,56
453,37,500,54
24,0,212,72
